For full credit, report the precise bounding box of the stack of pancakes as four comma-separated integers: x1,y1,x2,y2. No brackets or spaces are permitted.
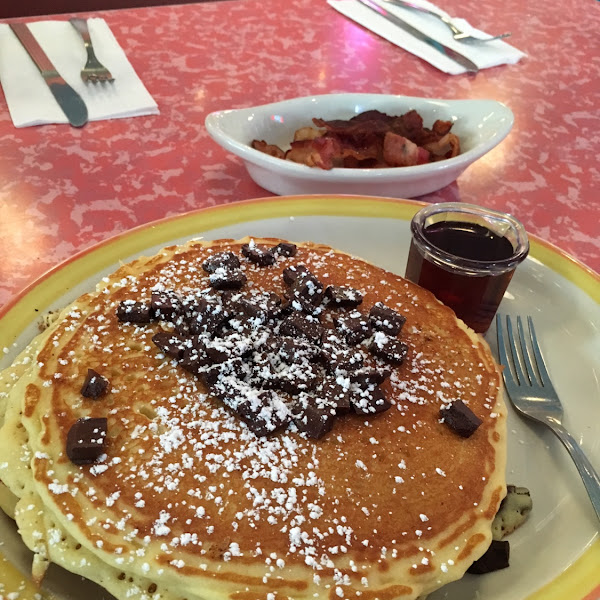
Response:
0,237,506,600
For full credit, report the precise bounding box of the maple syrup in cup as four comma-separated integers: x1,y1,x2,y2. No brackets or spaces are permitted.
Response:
405,203,529,333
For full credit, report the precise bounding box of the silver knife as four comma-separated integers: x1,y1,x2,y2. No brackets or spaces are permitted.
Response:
355,0,479,73
10,22,88,127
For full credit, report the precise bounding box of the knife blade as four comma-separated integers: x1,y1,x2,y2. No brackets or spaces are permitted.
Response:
355,0,479,74
9,22,88,127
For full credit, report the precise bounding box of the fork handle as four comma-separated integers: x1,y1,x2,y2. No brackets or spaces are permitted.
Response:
70,18,92,45
547,418,600,524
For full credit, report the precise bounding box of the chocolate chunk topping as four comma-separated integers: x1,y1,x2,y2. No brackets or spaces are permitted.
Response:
208,268,247,290
369,333,408,365
180,346,211,375
202,358,250,387
288,272,325,314
325,285,363,308
229,292,281,327
318,379,351,414
321,334,364,372
349,367,391,385
440,400,482,438
185,296,228,335
279,312,323,344
116,300,152,323
335,311,371,345
350,385,391,415
241,242,276,267
277,361,321,395
151,291,182,322
369,302,406,336
293,397,336,439
467,540,510,574
213,380,291,436
282,264,309,285
276,337,320,364
80,369,109,399
202,251,240,273
117,245,414,439
152,332,189,359
66,417,107,465
273,242,298,257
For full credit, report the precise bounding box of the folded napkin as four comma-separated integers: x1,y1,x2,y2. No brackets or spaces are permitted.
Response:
328,0,526,75
0,18,159,127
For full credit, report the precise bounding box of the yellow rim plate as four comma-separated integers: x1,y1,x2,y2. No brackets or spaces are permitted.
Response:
0,195,598,600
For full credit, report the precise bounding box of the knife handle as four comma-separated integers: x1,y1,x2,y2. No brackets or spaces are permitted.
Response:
9,23,58,77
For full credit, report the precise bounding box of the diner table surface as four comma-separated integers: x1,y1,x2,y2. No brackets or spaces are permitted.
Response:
0,0,598,313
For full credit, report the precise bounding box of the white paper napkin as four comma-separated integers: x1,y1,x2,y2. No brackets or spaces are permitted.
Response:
328,0,526,75
0,18,159,127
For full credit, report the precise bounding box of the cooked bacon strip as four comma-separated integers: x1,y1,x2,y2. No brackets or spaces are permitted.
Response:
423,132,461,160
251,140,285,159
383,132,430,167
294,127,324,142
285,137,343,170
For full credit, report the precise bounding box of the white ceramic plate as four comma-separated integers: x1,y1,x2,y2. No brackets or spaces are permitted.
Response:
0,197,598,600
204,94,514,198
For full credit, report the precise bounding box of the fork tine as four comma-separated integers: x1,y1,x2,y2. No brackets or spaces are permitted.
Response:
506,316,530,386
527,316,554,388
496,315,513,381
516,315,541,386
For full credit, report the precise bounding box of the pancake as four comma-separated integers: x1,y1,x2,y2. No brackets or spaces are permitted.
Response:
0,237,506,600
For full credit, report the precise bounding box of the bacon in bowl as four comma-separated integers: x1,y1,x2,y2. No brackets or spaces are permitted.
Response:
251,109,460,170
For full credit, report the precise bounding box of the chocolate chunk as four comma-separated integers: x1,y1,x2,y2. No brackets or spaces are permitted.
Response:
151,291,182,322
241,242,276,267
214,381,291,436
282,264,309,285
369,333,408,365
202,357,251,387
152,332,189,359
279,313,323,344
116,300,152,323
277,361,321,395
80,368,109,399
206,345,229,364
440,400,482,438
180,346,211,375
277,336,320,364
369,303,406,336
325,285,363,308
350,385,391,415
335,311,371,345
229,293,281,328
249,352,279,387
186,297,228,334
289,272,325,312
202,251,240,273
349,367,391,385
209,268,247,290
467,540,510,574
273,242,298,257
293,398,336,439
320,335,364,372
66,417,108,465
318,379,351,414
237,390,291,436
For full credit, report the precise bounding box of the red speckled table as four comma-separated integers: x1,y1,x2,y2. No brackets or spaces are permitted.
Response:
0,0,598,311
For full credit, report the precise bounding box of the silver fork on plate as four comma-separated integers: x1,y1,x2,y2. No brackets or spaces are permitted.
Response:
69,18,114,83
496,315,600,523
384,0,512,42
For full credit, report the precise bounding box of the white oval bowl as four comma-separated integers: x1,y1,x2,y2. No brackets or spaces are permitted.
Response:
205,93,514,199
